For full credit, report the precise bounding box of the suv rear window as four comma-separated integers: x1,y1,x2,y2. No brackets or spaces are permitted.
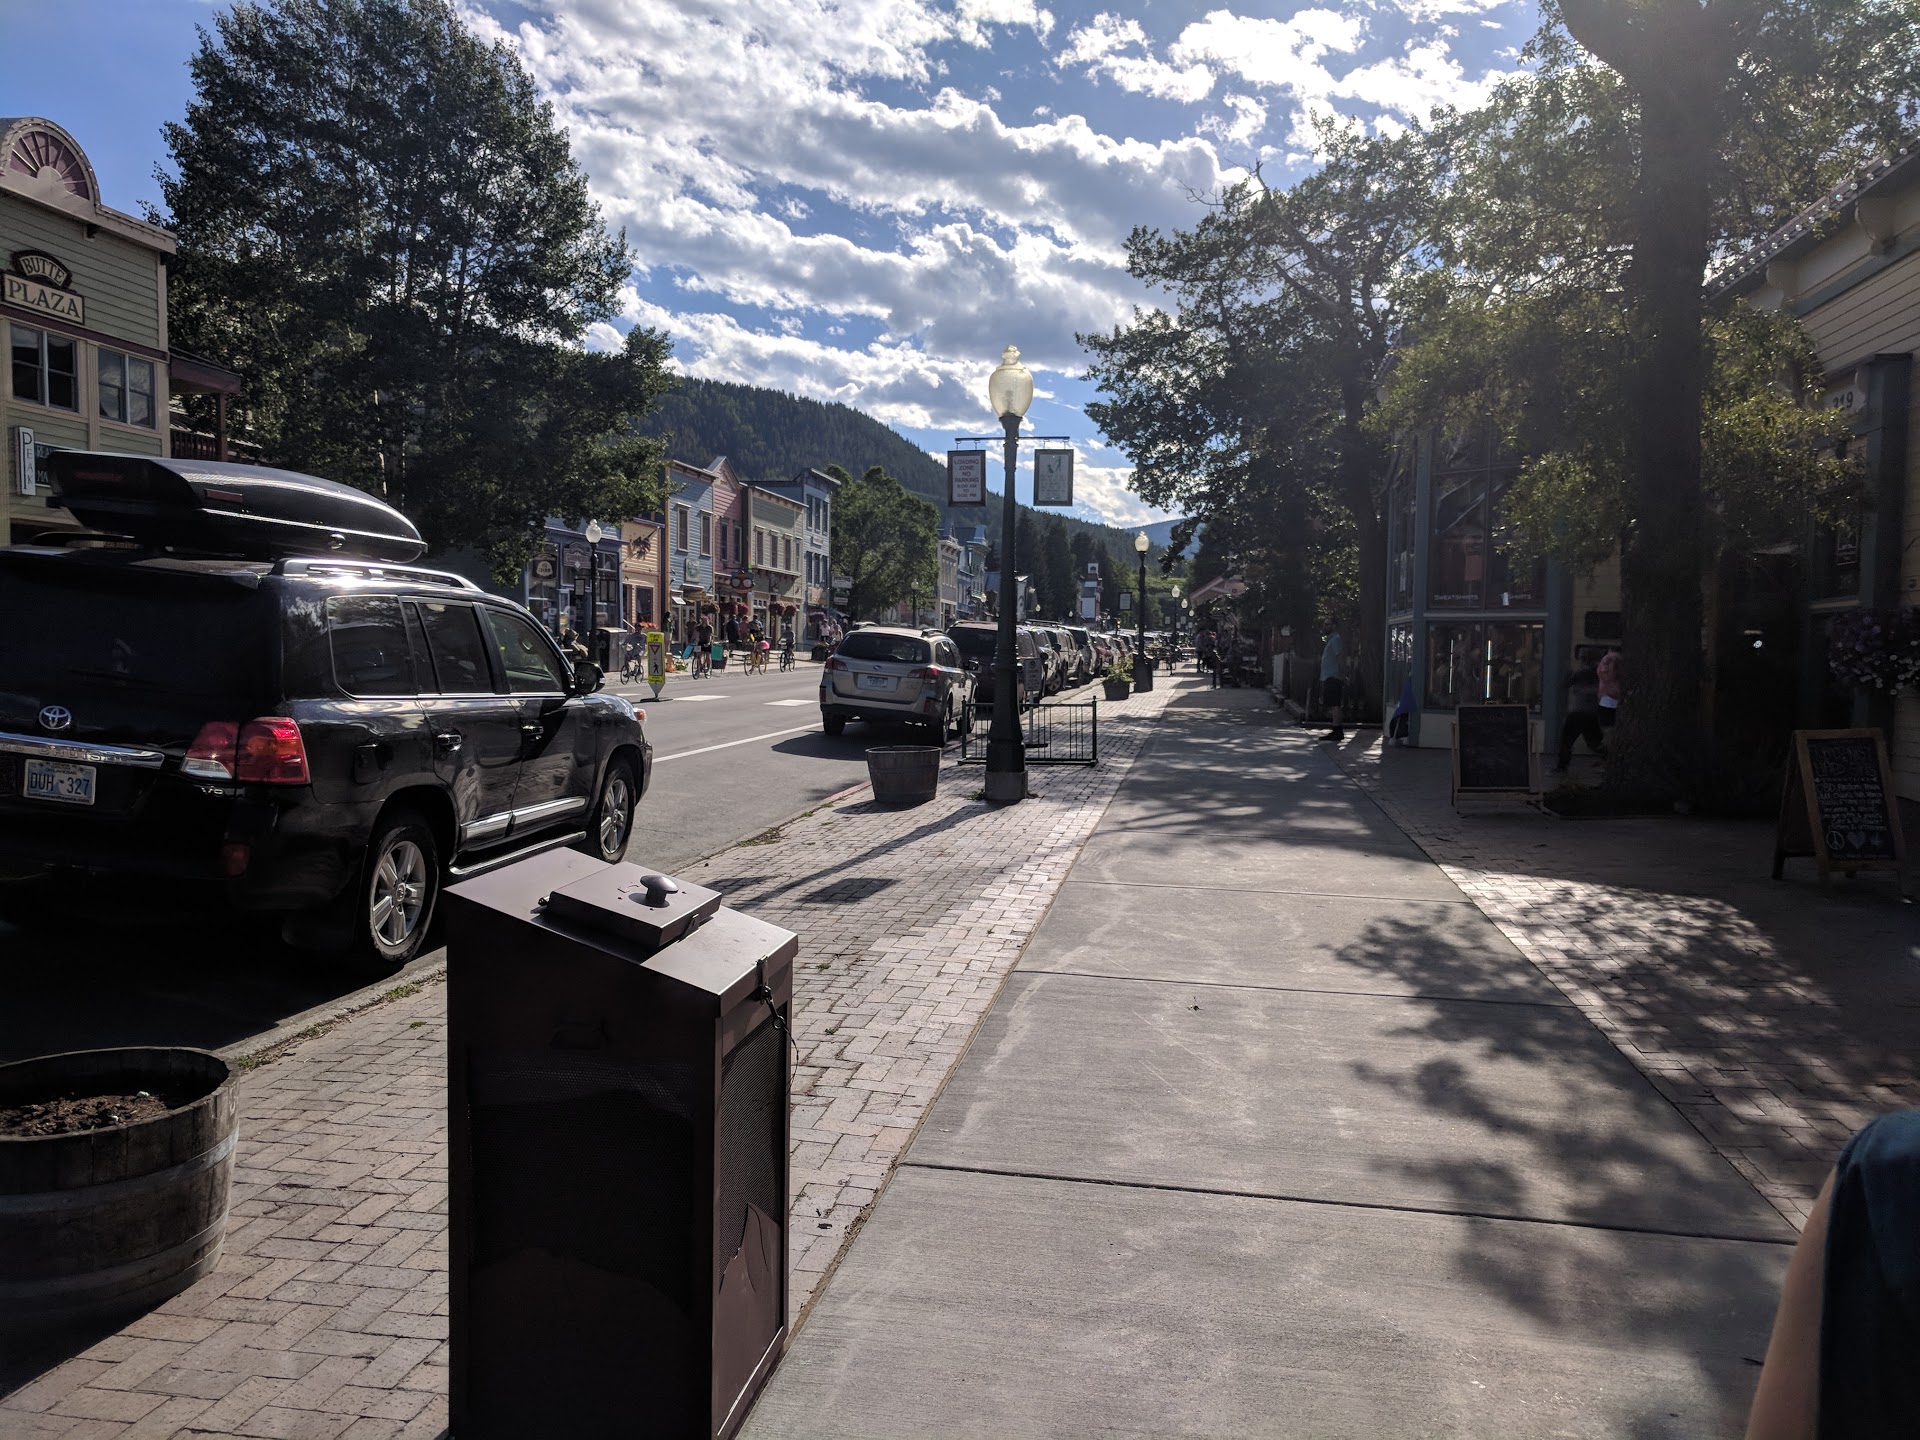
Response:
328,596,417,696
2,562,270,698
838,631,931,665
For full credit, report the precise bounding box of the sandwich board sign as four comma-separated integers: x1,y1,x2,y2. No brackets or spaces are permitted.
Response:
947,450,986,506
1033,449,1074,506
644,630,667,700
1772,728,1904,883
1451,704,1537,811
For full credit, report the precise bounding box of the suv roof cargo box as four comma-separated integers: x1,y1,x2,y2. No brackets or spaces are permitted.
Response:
48,452,425,563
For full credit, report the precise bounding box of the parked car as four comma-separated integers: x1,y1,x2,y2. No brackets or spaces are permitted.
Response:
1063,626,1096,684
0,453,651,972
1034,628,1068,694
820,626,973,738
947,623,1035,710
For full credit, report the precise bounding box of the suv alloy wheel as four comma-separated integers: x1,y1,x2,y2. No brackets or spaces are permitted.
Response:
581,755,637,864
356,807,440,971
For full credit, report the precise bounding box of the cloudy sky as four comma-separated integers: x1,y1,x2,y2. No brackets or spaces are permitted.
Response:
8,0,1533,525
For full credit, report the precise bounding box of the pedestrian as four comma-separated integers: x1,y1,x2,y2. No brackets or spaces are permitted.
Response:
1596,645,1622,732
1317,622,1345,744
1743,1109,1920,1439
1556,646,1606,772
695,614,714,654
724,612,741,654
1387,675,1416,746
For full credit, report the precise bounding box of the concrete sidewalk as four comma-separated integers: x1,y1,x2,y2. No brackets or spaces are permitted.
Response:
744,689,1799,1439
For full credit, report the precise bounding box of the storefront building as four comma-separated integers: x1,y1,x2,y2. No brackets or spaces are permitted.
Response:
1716,141,1920,800
938,533,962,627
747,484,804,635
1381,425,1593,750
763,467,838,643
3,117,178,545
519,517,622,644
621,517,667,635
710,455,745,589
666,458,717,640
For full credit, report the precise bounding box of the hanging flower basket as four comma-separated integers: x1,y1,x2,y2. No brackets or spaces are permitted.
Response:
1827,607,1920,695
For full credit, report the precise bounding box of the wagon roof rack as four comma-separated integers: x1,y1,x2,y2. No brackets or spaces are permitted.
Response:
271,557,482,592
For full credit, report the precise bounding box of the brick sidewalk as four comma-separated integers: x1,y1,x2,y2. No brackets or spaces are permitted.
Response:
1335,739,1920,1229
1,680,1189,1439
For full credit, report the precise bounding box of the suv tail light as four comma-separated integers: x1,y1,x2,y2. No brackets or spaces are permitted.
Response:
824,656,848,671
184,721,240,779
236,717,309,784
908,667,941,680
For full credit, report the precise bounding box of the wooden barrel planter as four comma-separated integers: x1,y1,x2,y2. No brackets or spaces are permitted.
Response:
1102,678,1131,702
0,1048,238,1333
867,746,941,806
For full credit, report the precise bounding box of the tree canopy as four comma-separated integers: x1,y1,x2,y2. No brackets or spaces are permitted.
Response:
827,465,939,621
157,0,672,576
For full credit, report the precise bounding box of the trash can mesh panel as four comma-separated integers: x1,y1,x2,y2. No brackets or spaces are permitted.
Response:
715,1019,783,1288
469,1050,699,1312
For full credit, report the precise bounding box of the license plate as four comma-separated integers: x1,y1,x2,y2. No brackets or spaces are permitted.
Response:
856,673,899,692
24,758,96,805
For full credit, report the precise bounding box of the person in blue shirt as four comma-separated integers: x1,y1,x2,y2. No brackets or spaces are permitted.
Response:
1744,1109,1920,1437
1317,623,1346,744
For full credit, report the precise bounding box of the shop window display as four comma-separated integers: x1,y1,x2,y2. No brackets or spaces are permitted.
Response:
1425,621,1544,709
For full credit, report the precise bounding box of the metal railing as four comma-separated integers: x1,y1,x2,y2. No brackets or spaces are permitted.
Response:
959,699,1098,766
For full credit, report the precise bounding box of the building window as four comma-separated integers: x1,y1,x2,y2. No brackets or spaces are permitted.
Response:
718,520,728,561
674,505,689,551
10,325,77,411
1425,620,1544,710
1388,478,1415,614
733,524,743,561
97,348,156,428
755,529,764,564
1428,475,1484,609
782,536,792,571
699,512,713,557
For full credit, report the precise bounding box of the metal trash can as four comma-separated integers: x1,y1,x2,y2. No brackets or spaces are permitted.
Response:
445,850,795,1440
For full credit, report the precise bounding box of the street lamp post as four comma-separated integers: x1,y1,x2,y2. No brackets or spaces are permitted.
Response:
984,346,1033,804
585,520,605,667
1132,531,1153,693
1171,586,1182,665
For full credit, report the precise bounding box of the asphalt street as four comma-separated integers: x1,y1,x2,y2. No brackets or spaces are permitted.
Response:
0,660,926,1064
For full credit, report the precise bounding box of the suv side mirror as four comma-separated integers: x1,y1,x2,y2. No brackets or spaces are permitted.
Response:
572,659,605,694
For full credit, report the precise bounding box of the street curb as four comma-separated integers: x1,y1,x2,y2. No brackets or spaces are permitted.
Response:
215,951,447,1067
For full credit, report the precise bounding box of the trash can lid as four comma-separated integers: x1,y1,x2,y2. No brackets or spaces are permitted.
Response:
543,864,723,955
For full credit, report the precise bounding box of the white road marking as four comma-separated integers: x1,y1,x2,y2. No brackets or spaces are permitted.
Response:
668,693,730,701
764,698,813,706
652,724,820,763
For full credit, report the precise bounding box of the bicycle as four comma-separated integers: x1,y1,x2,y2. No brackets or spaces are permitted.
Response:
778,641,796,672
621,647,643,685
692,646,712,679
746,643,770,676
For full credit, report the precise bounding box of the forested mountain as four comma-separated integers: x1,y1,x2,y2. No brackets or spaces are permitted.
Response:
639,376,1150,561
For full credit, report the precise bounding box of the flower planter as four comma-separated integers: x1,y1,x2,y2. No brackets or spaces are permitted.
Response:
0,1048,238,1333
1101,678,1131,702
867,746,941,806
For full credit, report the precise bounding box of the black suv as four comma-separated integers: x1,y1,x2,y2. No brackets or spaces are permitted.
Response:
0,460,651,970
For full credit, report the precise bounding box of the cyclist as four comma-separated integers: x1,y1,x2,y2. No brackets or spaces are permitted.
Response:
693,615,715,678
779,628,796,672
621,640,643,684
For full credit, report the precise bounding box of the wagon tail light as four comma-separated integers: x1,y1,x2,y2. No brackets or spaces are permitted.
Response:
908,667,941,681
183,717,309,784
824,656,848,671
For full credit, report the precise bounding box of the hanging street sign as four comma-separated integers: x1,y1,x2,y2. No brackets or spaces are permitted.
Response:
947,450,986,506
1033,448,1074,507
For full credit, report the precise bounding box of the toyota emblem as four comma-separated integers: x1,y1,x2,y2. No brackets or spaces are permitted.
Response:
38,705,72,732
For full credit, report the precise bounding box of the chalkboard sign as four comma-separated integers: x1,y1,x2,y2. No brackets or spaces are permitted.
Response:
1452,704,1536,806
1772,728,1905,882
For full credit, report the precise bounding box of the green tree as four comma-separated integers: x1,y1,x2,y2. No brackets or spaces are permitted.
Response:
1041,517,1076,620
1083,125,1439,708
1423,0,1920,792
157,0,672,574
829,465,938,619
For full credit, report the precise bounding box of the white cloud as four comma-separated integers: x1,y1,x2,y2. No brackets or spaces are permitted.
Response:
1198,93,1269,147
1170,8,1367,97
1057,14,1215,102
1330,39,1506,119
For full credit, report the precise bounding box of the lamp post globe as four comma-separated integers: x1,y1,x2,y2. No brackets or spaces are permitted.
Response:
1132,530,1153,692
985,346,1033,804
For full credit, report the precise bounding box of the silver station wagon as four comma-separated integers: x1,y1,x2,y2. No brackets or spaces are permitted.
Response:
820,626,974,740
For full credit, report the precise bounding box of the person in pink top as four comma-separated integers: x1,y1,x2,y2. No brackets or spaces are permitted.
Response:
1596,646,1622,733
